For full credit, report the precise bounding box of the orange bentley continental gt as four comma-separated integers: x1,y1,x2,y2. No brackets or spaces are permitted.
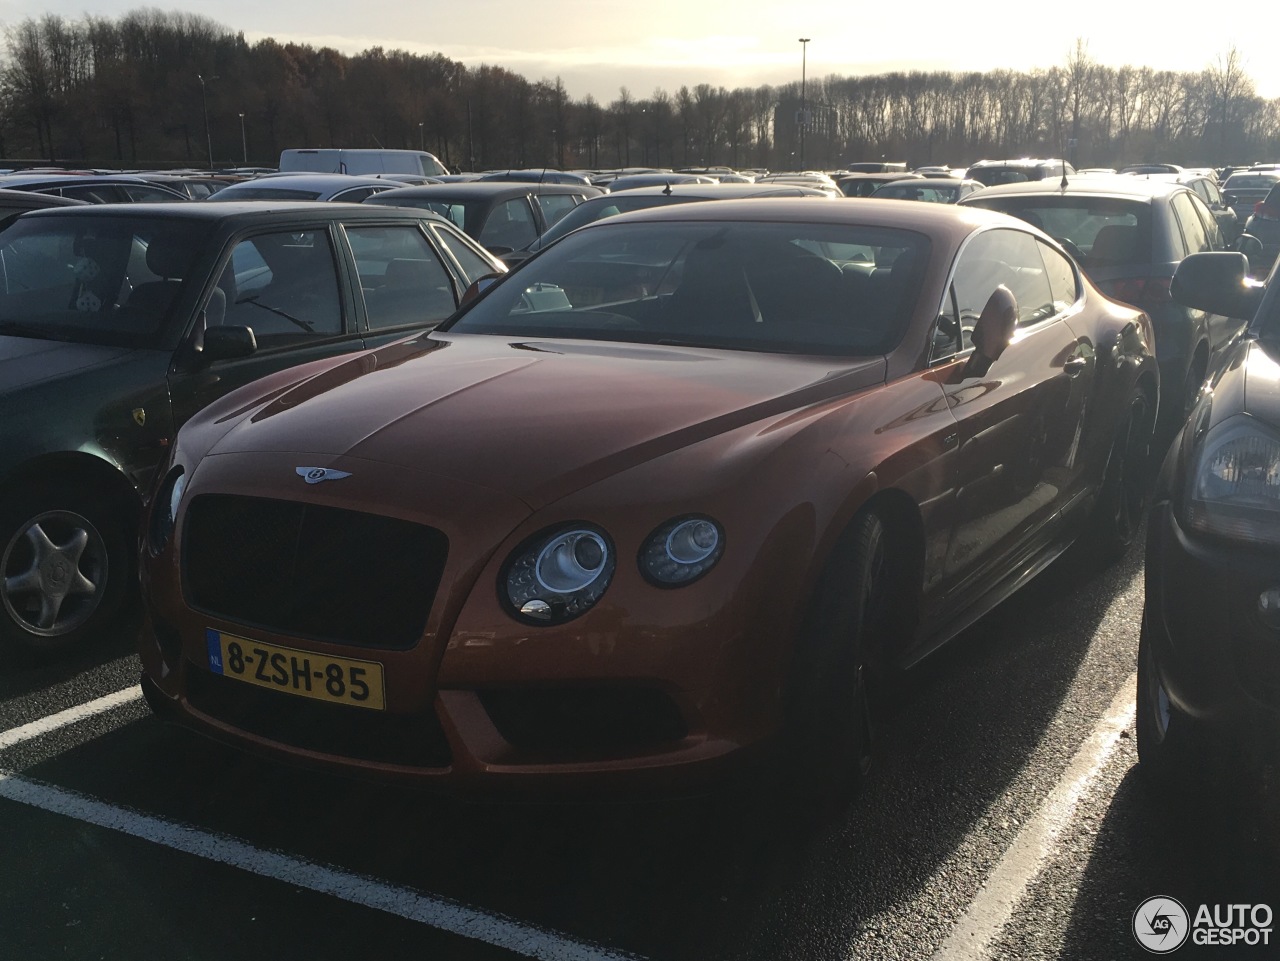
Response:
138,199,1158,799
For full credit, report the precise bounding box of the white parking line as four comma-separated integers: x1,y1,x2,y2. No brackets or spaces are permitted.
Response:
0,686,143,751
929,673,1138,961
0,773,642,961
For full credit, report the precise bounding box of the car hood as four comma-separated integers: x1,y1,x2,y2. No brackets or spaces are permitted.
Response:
1242,338,1280,424
205,333,887,508
0,335,138,394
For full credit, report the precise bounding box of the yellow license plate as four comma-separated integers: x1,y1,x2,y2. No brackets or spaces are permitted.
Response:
206,629,385,711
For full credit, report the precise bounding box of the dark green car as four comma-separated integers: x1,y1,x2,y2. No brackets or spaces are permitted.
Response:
0,201,503,657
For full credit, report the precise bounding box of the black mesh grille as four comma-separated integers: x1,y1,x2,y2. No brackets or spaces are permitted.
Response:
479,687,688,760
185,666,451,767
184,494,447,649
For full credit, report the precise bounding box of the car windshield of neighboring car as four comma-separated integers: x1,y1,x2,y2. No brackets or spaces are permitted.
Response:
534,194,703,250
213,186,323,201
1225,174,1280,190
972,169,1030,185
872,183,960,203
0,214,211,347
443,220,928,355
966,196,1151,268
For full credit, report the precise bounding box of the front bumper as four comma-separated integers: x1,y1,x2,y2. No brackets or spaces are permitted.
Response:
1143,500,1280,745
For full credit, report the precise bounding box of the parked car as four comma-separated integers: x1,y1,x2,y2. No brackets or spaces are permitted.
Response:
1120,163,1183,175
1138,248,1279,792
1239,182,1280,274
278,148,448,177
0,173,189,203
499,182,831,265
870,177,984,203
1142,171,1241,243
136,174,235,200
208,174,404,203
837,172,924,197
478,169,593,186
0,201,504,657
1222,170,1280,224
605,173,718,192
0,188,86,214
363,181,603,254
965,159,1075,186
961,177,1247,431
138,198,1156,801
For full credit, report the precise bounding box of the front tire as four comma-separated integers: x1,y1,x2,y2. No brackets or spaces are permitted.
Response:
783,509,888,810
0,485,130,658
1135,619,1211,791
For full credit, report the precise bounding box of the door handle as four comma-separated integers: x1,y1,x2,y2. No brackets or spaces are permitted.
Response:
1063,357,1088,377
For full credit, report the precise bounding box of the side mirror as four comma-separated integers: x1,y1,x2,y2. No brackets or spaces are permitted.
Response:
966,285,1017,375
202,324,257,362
459,272,504,308
1171,252,1263,320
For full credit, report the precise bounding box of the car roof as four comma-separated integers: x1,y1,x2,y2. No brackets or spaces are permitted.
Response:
959,176,1186,201
217,174,401,190
18,200,454,225
0,173,168,188
589,196,1014,243
581,182,829,200
368,182,597,202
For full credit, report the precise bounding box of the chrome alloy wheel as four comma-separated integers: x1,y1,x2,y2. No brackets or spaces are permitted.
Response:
2,509,109,637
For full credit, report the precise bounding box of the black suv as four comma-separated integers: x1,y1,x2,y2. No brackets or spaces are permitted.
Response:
0,202,502,657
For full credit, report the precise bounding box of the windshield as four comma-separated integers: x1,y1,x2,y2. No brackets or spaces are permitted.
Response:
965,196,1151,268
533,195,700,250
214,187,323,201
0,214,210,347
444,220,927,355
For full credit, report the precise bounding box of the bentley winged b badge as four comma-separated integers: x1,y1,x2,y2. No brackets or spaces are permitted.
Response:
296,467,352,484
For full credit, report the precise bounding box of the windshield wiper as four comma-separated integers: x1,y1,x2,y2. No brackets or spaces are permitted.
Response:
236,295,315,333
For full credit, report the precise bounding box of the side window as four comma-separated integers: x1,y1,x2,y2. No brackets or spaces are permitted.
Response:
1172,192,1213,253
1190,193,1222,250
333,187,377,203
346,225,457,329
478,198,538,250
432,226,499,284
1038,241,1079,315
536,193,580,228
217,228,344,345
952,228,1055,330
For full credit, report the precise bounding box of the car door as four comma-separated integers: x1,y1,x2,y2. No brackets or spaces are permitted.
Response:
341,221,465,348
933,227,1091,599
167,222,365,427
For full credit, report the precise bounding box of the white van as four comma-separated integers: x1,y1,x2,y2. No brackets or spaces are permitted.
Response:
278,148,448,177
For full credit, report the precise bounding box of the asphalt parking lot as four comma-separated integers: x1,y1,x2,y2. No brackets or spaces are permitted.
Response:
1,538,1276,961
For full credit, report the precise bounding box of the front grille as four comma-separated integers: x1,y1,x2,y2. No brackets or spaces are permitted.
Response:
185,666,452,767
184,494,447,649
479,687,688,760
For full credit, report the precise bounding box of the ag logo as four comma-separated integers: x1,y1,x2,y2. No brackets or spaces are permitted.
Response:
1134,896,1190,953
296,467,352,485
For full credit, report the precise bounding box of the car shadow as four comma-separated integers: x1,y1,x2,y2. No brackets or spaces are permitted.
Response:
18,535,1144,959
1056,767,1279,959
0,607,141,701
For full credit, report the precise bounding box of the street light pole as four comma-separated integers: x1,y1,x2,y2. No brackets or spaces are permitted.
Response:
419,121,425,151
798,38,810,171
197,73,218,169
238,112,247,164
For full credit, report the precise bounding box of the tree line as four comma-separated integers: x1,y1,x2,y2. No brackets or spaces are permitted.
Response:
1,11,1275,171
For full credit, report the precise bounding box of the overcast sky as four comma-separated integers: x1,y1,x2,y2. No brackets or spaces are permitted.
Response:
1,0,1272,102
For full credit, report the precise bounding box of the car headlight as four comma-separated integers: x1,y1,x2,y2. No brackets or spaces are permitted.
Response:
1182,416,1280,546
639,516,724,587
149,469,186,553
503,525,615,624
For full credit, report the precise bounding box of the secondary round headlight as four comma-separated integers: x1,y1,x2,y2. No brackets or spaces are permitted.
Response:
640,516,724,586
504,525,615,624
149,469,186,553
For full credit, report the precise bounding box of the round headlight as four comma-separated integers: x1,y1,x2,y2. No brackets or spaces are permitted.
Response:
149,469,186,553
504,525,615,625
640,516,724,586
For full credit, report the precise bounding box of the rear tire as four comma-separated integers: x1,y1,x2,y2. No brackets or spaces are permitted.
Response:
1089,384,1152,561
